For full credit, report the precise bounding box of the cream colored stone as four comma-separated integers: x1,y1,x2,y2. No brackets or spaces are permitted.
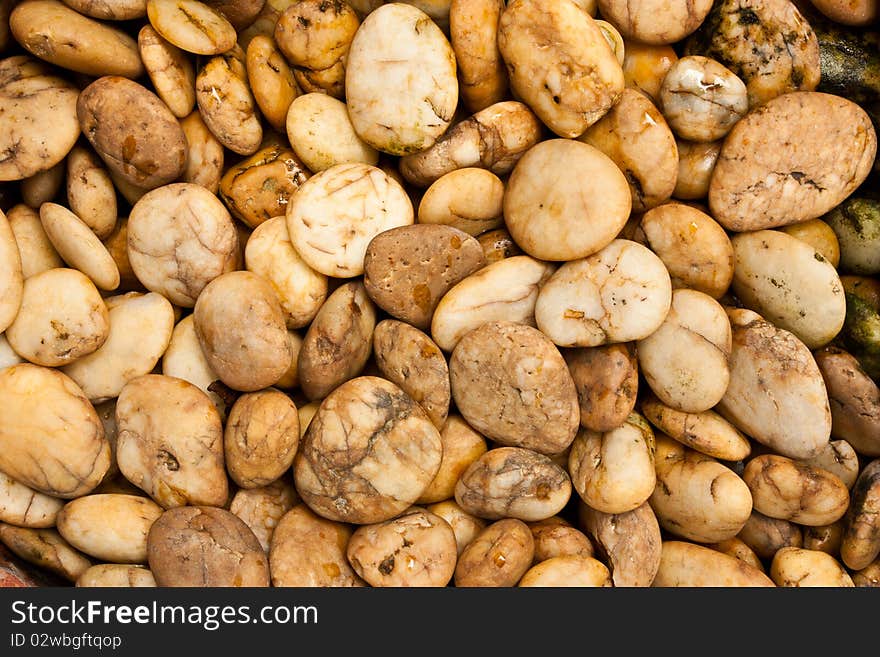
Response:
10,0,144,77
65,146,116,240
637,289,731,413
456,447,572,522
179,111,224,193
345,3,458,155
418,168,504,236
717,312,831,460
6,268,109,367
225,389,299,489
0,208,22,332
639,202,733,298
293,376,442,524
641,396,751,462
535,240,671,347
39,203,119,291
347,508,457,587
196,46,263,155
731,229,845,349
194,271,292,392
399,100,542,188
0,364,110,498
0,57,80,182
650,434,753,543
0,471,64,528
431,255,554,352
604,0,712,44
449,0,508,113
7,204,63,279
770,547,854,587
579,88,678,211
161,315,223,415
229,480,299,552
62,292,175,403
57,494,163,563
659,55,748,142
116,375,228,509
269,505,364,587
743,455,849,527
518,555,611,587
147,0,236,55
653,540,774,587
138,24,196,118
0,525,93,582
76,564,156,587
373,320,449,429
286,94,377,172
244,216,327,329
425,500,486,556
286,163,413,278
569,415,656,514
297,281,376,401
128,183,238,307
504,139,631,261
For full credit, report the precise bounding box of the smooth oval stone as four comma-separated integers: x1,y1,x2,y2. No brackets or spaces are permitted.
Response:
431,255,555,352
716,312,831,460
0,364,110,498
709,92,876,231
455,447,572,522
0,56,80,182
11,0,144,78
731,229,846,349
116,374,228,509
0,208,22,333
146,0,237,56
56,494,163,563
77,76,188,190
653,540,775,587
345,3,458,155
62,292,176,403
293,376,442,524
641,395,752,462
0,471,64,528
39,203,120,291
579,87,679,212
0,525,93,582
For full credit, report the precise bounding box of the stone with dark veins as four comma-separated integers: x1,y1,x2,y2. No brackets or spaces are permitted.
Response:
455,447,572,522
709,91,876,231
293,376,442,524
0,364,110,499
0,57,80,182
684,0,820,107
